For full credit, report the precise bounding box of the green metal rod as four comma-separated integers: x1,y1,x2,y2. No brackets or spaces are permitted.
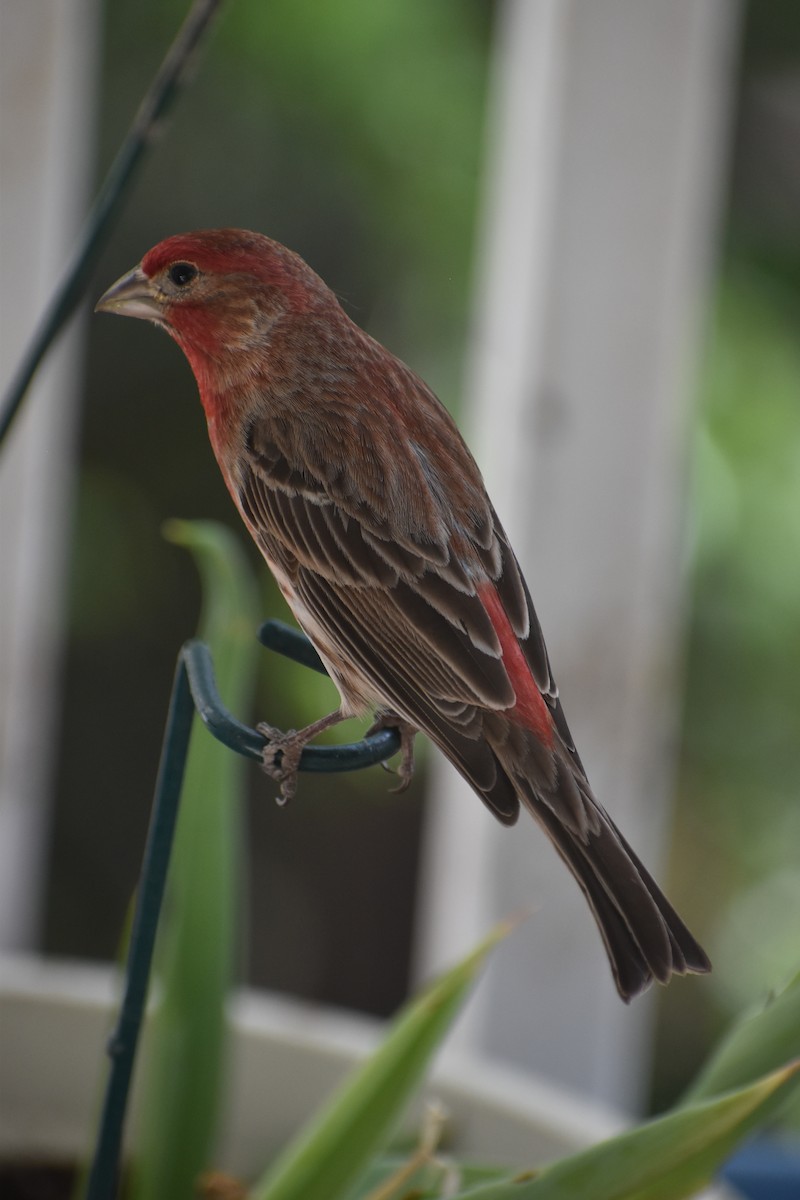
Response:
84,657,195,1200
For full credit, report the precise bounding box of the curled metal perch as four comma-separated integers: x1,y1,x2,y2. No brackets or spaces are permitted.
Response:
84,619,401,1200
188,617,401,770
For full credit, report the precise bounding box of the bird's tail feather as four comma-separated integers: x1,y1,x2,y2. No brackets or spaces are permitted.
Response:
422,714,710,1001
521,779,711,1001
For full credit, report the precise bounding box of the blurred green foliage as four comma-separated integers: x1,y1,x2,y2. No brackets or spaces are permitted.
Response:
132,521,259,1200
682,268,800,993
652,0,800,1106
658,269,800,1103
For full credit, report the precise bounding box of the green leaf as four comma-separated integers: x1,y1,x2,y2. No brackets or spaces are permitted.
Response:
683,967,800,1104
250,924,511,1200
448,1062,800,1200
132,521,260,1200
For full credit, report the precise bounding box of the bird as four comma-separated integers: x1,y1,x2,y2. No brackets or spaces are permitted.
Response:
96,228,711,1000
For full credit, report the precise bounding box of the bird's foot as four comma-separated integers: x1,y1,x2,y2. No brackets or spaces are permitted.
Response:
257,724,303,805
367,712,418,793
257,708,343,805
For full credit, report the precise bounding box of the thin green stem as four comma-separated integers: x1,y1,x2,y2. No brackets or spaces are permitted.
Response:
0,0,226,448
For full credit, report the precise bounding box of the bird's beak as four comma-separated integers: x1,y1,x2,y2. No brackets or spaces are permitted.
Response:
95,265,164,322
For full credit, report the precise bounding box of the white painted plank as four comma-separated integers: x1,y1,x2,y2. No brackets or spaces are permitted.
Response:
0,0,98,947
415,0,739,1110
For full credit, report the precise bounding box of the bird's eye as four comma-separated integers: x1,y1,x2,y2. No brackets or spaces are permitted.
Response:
167,262,198,288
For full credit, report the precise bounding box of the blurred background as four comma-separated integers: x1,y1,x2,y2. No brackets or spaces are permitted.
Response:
2,0,800,1119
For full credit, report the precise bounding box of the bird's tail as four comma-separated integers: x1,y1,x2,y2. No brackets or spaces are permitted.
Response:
420,708,710,1001
521,777,711,1001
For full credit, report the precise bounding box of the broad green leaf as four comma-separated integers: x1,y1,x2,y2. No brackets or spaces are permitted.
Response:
683,967,800,1104
250,924,511,1200
133,521,259,1200
449,1062,799,1200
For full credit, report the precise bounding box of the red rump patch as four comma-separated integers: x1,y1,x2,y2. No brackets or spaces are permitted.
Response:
478,583,554,746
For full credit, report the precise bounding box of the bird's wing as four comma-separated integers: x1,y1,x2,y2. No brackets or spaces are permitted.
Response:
235,416,587,824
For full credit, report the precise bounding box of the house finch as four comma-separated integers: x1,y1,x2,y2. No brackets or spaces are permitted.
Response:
96,228,710,1000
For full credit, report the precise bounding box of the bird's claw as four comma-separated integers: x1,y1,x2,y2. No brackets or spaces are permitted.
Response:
257,708,345,804
367,714,417,793
258,709,415,802
257,722,302,805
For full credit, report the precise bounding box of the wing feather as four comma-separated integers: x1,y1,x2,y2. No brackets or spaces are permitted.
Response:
237,454,517,710
294,569,520,821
